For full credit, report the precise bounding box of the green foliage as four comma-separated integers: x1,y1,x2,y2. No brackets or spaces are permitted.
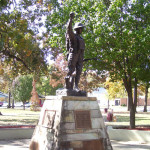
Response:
11,75,33,103
45,0,150,82
45,0,150,87
36,75,63,96
105,78,127,100
46,0,106,64
0,0,48,77
98,0,150,82
0,67,11,93
121,104,126,107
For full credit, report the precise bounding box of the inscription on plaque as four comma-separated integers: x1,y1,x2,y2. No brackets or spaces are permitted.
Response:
74,110,91,129
42,110,56,128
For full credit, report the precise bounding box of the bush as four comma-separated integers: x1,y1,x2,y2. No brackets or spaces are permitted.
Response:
121,104,126,107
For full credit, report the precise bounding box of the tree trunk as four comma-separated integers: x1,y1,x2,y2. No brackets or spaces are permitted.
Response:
130,104,136,129
127,98,130,111
128,88,136,128
143,84,149,112
23,102,26,110
8,90,11,108
134,78,138,113
12,99,15,108
128,87,133,111
123,77,136,129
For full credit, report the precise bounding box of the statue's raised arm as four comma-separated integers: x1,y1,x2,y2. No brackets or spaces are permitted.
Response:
66,12,75,40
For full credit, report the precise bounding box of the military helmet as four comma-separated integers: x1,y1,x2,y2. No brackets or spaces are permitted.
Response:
74,22,84,30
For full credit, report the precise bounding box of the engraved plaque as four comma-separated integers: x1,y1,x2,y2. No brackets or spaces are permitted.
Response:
74,110,91,129
42,110,56,128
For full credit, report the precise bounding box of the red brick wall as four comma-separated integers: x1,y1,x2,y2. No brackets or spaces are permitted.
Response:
120,98,150,106
137,98,150,106
120,98,127,106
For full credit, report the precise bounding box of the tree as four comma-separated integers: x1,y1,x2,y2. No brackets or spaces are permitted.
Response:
49,54,67,89
79,70,106,92
104,78,127,100
0,0,48,77
45,0,150,128
36,75,62,96
0,0,51,110
49,54,105,93
11,75,33,110
143,83,149,112
96,0,150,128
30,79,40,111
0,70,10,94
139,82,150,112
138,56,150,112
0,65,15,108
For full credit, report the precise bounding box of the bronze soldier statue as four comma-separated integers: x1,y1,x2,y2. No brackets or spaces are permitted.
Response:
65,13,85,91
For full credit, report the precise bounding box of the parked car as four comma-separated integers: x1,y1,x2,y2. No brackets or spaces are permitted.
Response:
0,101,3,107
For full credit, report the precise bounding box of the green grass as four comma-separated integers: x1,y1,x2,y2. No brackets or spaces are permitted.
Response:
0,108,150,127
104,112,150,126
0,108,40,126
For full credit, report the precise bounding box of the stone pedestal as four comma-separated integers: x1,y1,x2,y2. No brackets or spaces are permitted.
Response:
30,96,113,150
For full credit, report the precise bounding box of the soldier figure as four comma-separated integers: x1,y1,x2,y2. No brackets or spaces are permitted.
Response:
65,13,85,91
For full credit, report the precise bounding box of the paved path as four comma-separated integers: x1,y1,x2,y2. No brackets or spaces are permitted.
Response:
0,139,150,150
0,139,29,150
112,140,150,150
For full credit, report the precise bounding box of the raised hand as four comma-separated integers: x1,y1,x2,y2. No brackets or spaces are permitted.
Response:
70,12,75,19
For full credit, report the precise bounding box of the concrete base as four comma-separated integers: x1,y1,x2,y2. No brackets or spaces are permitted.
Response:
1,127,150,144
108,128,150,143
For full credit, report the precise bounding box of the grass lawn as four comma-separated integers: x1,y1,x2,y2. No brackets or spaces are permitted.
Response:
0,107,150,127
104,112,150,127
0,108,40,126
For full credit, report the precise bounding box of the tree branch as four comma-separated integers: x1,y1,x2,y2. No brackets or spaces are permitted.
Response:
1,50,32,72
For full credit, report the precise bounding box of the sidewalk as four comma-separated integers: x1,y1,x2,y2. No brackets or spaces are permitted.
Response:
0,139,150,150
111,140,150,150
0,139,29,150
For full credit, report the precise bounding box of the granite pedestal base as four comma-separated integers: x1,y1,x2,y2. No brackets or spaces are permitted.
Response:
30,96,112,150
